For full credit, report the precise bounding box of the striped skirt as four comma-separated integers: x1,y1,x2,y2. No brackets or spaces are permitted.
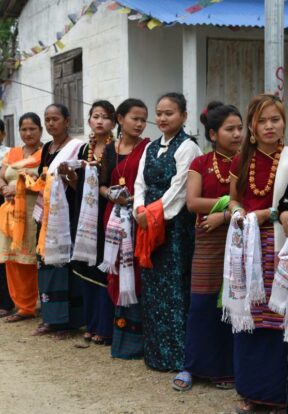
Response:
184,225,234,381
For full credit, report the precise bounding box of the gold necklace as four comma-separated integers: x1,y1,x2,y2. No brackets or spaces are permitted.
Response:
212,151,231,184
249,144,282,197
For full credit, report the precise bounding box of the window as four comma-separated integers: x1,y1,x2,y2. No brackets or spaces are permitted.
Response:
4,114,15,147
52,48,83,135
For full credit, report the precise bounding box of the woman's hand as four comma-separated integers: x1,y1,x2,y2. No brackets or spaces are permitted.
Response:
254,209,270,226
198,212,225,232
136,211,147,230
113,196,129,206
280,211,288,236
2,184,16,201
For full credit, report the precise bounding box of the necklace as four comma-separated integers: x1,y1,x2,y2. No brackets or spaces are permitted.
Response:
212,151,231,184
87,135,112,164
116,138,137,186
48,135,69,154
22,144,42,158
249,144,282,197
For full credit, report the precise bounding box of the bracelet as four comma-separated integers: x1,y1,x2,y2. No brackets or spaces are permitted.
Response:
268,207,278,223
64,174,77,182
223,208,229,224
231,205,243,215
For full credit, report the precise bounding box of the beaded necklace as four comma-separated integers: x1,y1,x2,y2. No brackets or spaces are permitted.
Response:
212,151,232,184
87,135,112,164
249,144,282,197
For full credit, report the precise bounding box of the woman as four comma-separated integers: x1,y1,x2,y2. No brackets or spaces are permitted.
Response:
134,92,202,371
0,113,42,322
228,94,287,413
172,102,243,390
32,103,83,338
71,100,116,344
99,98,149,357
0,118,13,317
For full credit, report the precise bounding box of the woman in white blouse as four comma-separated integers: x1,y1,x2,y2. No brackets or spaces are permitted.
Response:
134,92,202,371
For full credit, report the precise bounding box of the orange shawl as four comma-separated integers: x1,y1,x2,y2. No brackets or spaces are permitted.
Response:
135,199,165,268
0,147,42,249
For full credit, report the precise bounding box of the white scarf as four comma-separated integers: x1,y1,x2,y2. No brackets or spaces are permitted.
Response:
269,238,288,341
33,138,83,222
44,172,71,266
71,164,98,266
222,212,265,333
272,146,288,254
98,186,137,307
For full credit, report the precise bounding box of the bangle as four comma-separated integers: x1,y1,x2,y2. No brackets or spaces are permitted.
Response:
64,174,77,182
268,207,278,223
231,205,243,215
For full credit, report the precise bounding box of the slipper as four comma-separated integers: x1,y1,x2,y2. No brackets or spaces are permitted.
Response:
215,382,234,390
172,371,192,392
5,313,35,323
31,323,51,336
0,309,14,318
235,399,256,414
91,335,112,346
83,332,92,343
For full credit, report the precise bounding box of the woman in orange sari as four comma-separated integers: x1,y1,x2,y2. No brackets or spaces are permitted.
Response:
0,112,42,322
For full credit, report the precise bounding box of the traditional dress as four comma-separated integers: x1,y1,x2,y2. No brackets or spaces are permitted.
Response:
230,149,287,406
37,139,84,330
0,147,41,316
71,143,114,340
183,151,234,382
101,138,150,358
134,129,202,370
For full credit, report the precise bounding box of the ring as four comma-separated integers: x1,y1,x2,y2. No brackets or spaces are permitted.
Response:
203,215,208,220
205,224,209,229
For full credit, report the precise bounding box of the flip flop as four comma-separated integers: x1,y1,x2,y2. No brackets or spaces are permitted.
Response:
235,399,256,414
172,371,192,392
0,309,14,318
5,313,35,323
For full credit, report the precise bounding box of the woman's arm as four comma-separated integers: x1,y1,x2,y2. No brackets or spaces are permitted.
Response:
186,170,219,213
160,140,202,220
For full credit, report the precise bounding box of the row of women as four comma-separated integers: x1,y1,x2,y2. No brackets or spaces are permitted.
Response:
0,92,287,413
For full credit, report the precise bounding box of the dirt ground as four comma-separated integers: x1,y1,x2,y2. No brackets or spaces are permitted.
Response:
0,315,239,414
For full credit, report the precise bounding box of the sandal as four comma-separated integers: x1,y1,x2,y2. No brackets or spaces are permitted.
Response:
5,313,35,323
83,332,92,342
215,382,234,390
0,309,14,318
235,399,256,414
172,371,192,392
91,335,112,346
31,323,51,336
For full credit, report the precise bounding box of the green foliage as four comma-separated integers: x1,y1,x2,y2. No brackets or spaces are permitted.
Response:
0,18,18,76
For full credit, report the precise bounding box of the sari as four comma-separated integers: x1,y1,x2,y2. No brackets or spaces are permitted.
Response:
0,147,42,316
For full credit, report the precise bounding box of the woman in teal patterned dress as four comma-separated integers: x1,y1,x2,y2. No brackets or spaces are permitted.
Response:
134,93,202,370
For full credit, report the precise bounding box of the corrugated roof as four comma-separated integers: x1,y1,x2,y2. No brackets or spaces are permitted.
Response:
117,0,288,28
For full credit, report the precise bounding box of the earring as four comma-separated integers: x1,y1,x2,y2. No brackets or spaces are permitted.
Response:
250,135,256,144
89,131,95,139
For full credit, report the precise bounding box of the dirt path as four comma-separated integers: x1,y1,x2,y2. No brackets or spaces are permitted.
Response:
0,316,238,414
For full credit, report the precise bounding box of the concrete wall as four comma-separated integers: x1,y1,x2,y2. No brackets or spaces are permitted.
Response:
128,23,183,140
2,0,128,144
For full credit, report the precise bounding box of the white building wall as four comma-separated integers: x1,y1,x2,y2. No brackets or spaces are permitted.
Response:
128,23,183,140
2,0,129,144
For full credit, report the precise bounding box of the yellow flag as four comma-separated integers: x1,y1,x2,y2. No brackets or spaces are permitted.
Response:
55,40,65,49
147,18,162,30
117,7,131,14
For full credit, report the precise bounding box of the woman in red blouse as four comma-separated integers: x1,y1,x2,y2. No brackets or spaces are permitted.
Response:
173,101,243,391
229,94,286,413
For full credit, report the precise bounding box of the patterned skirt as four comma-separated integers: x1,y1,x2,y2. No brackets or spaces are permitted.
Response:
111,302,143,359
141,213,195,371
184,226,234,381
38,264,84,329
